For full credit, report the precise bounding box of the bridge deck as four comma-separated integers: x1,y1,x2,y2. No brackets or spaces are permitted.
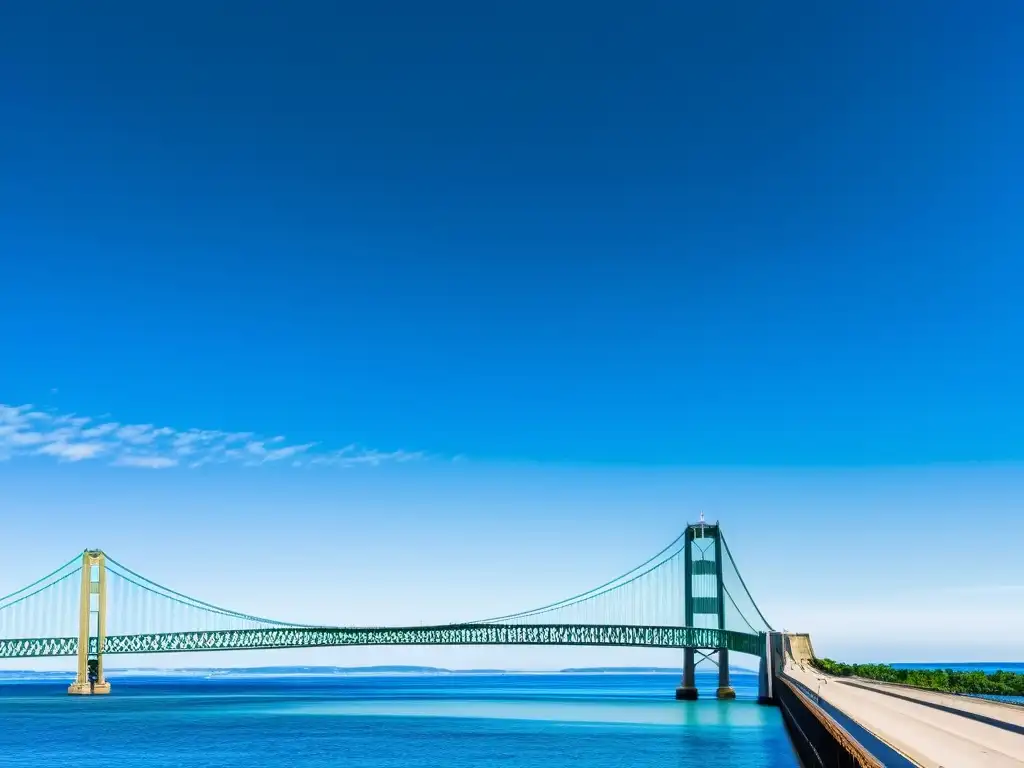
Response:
785,662,1024,767
0,624,764,659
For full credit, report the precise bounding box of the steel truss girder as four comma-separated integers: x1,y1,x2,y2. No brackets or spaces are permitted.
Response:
0,624,763,659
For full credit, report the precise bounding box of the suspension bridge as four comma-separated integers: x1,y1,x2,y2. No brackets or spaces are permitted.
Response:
0,519,775,699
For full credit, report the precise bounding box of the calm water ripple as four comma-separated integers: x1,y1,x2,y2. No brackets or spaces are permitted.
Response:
0,672,798,767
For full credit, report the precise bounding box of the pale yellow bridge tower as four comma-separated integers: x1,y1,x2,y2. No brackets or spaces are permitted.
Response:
67,550,111,695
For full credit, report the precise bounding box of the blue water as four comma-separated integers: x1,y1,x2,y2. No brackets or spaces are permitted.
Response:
0,672,797,767
974,696,1024,705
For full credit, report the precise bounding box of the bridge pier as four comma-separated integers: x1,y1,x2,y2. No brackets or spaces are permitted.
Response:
675,648,699,699
67,550,111,696
757,631,779,705
716,648,735,699
675,648,735,700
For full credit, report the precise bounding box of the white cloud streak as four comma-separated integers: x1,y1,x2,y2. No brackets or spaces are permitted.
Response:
112,455,179,469
0,403,425,470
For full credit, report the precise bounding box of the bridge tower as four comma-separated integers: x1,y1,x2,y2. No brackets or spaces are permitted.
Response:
67,550,111,695
675,519,736,700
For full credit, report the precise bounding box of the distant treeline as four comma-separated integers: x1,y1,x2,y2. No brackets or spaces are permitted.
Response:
812,658,1024,696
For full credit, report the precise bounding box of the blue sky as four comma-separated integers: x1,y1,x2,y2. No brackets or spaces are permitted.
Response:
1,1,1022,667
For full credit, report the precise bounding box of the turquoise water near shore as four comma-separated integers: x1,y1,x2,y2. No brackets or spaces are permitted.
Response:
0,672,797,767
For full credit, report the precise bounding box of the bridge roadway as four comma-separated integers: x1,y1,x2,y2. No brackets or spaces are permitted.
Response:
783,639,1024,767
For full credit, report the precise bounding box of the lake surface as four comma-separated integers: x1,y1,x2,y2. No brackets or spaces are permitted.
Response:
0,671,798,767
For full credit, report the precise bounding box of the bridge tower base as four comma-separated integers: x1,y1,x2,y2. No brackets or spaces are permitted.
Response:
716,648,736,699
675,647,698,699
67,550,111,696
68,681,112,696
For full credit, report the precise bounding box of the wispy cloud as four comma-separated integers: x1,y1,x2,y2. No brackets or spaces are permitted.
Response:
37,440,106,462
0,403,425,470
310,446,423,467
112,455,179,469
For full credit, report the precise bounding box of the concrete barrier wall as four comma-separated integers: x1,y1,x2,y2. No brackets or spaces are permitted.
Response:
785,633,815,666
775,675,883,768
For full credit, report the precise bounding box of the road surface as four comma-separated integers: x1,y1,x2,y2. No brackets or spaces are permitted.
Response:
784,661,1024,767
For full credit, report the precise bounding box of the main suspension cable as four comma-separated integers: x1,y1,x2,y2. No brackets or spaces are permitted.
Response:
105,557,305,628
720,533,774,631
476,531,687,623
0,554,82,603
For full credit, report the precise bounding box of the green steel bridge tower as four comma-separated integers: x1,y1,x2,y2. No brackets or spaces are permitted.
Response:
0,520,776,700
